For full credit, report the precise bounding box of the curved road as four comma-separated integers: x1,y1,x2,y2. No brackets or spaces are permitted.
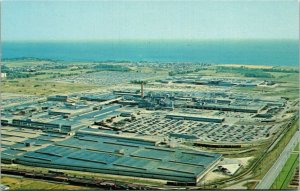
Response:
255,130,299,189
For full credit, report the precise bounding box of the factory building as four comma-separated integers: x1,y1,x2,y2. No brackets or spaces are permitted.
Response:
10,119,79,134
14,131,222,184
166,114,225,123
47,95,69,102
186,104,260,113
80,93,120,102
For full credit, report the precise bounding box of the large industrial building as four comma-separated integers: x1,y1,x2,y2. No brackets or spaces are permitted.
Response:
1,125,221,184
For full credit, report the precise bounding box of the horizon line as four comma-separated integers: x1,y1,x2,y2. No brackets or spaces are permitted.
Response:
2,38,299,43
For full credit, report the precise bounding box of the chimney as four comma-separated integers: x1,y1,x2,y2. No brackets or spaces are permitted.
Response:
141,82,144,98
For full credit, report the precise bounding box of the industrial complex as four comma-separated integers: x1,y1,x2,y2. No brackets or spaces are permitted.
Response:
1,0,299,188
1,60,299,189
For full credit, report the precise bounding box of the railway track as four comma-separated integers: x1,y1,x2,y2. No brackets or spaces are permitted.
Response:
1,167,160,190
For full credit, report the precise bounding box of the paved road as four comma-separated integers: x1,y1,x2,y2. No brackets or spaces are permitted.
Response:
255,130,299,189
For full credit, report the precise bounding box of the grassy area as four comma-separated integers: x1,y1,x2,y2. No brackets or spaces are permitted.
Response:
244,119,299,189
232,71,299,99
264,88,299,100
294,143,299,151
254,119,298,176
1,176,90,190
276,73,299,83
197,68,243,78
242,180,258,189
271,150,299,189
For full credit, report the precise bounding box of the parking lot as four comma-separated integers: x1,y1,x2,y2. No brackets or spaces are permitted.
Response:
116,115,275,143
53,71,153,86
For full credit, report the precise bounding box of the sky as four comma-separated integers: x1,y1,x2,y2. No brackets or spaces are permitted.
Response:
1,0,299,41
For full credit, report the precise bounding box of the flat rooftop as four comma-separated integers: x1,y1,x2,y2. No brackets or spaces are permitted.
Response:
15,132,221,183
1,126,67,163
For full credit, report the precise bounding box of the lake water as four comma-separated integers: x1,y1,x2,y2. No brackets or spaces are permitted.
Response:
2,40,298,66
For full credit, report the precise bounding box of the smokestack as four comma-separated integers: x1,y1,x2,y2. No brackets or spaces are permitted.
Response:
141,82,144,98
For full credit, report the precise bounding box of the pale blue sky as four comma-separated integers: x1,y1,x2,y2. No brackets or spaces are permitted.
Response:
2,0,299,41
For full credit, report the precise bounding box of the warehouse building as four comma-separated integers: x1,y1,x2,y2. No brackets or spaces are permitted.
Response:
186,104,260,113
10,119,81,134
1,126,67,164
47,95,69,102
80,93,120,102
166,114,225,123
15,132,222,184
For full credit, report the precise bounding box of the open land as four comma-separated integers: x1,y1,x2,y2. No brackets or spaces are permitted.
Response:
1,58,299,189
1,175,91,190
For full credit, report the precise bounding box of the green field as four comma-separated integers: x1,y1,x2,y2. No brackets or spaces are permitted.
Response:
271,144,299,189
